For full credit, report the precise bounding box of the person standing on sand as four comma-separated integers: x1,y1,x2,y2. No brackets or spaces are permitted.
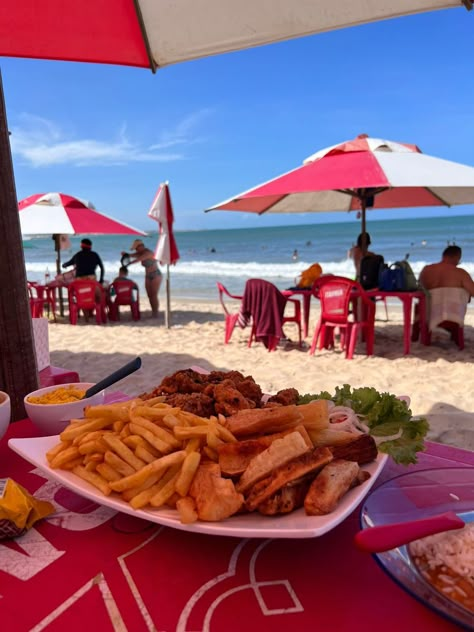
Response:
121,239,162,318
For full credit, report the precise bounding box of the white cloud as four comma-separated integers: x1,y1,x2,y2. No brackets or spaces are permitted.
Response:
10,110,211,167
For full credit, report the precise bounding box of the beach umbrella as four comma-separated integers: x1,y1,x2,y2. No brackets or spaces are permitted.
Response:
207,133,474,249
147,182,180,329
0,2,471,418
0,2,468,71
19,192,145,275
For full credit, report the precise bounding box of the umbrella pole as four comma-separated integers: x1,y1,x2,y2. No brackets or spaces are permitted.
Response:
53,234,64,316
360,197,368,255
165,264,171,328
0,72,39,419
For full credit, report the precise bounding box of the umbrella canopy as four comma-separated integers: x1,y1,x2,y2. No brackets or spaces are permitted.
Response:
19,192,145,236
207,134,474,227
0,1,467,71
148,184,180,265
148,183,180,328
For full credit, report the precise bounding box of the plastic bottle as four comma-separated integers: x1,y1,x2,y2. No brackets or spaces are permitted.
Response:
44,267,50,284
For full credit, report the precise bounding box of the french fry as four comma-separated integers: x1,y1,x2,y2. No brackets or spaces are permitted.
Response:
46,441,72,462
121,472,162,502
214,424,238,444
60,417,111,442
113,421,125,433
104,451,135,477
202,446,218,462
74,430,107,446
50,446,81,469
130,414,181,449
173,426,209,440
207,431,224,451
176,497,198,524
140,396,167,406
135,445,157,464
78,439,108,455
175,451,201,497
84,452,104,464
85,461,98,472
132,405,177,420
96,462,122,482
102,434,146,471
73,465,111,496
60,456,84,470
185,438,201,453
149,471,181,508
119,424,132,439
129,422,173,454
84,403,132,422
109,450,186,492
161,413,181,429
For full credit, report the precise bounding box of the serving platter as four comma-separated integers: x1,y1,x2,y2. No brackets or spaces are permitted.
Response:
9,435,387,539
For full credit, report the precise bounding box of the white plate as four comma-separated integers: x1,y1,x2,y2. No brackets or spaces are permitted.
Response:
9,435,387,539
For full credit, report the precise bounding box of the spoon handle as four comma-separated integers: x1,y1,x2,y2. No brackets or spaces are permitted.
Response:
84,357,142,398
354,511,464,553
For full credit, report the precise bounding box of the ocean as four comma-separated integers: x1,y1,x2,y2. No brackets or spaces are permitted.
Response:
23,215,474,301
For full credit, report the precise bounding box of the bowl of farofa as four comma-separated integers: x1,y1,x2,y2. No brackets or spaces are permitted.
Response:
25,383,106,436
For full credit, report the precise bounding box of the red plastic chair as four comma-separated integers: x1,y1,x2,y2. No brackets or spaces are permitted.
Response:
107,280,140,321
310,276,375,359
68,280,107,325
216,282,243,344
27,282,44,318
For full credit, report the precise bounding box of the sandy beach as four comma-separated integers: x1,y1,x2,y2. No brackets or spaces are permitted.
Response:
46,299,474,452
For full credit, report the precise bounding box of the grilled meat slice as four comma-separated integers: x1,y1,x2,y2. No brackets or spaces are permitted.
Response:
304,459,360,516
245,447,333,511
226,405,303,437
329,433,378,465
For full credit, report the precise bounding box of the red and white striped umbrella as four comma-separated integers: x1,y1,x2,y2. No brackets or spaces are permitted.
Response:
19,192,145,236
208,134,474,225
147,182,180,328
0,2,466,71
148,183,180,265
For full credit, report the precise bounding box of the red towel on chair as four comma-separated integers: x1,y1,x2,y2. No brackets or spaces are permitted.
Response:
238,279,287,349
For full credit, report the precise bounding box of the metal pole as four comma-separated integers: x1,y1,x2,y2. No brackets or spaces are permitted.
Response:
165,264,171,328
0,70,39,419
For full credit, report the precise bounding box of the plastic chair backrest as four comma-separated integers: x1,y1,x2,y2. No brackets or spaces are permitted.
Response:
313,276,359,325
110,280,138,305
216,282,242,316
69,280,100,308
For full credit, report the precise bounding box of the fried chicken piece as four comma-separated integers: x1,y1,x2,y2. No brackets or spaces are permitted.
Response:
211,380,255,417
233,377,263,408
164,392,215,418
189,463,244,521
266,388,300,407
158,369,207,395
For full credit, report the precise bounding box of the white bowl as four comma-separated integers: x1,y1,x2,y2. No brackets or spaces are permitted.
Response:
0,391,11,441
24,382,105,436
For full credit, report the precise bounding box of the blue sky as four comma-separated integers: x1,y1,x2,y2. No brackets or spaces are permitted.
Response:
3,8,474,232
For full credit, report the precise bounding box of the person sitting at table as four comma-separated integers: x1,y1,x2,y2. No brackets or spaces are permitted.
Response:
62,238,105,284
349,232,376,280
414,245,474,345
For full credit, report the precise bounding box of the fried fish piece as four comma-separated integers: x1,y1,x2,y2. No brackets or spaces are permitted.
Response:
246,447,333,511
304,459,360,516
236,431,310,494
217,425,313,477
189,463,244,522
257,479,311,515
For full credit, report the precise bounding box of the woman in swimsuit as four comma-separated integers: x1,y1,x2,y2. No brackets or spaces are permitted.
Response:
121,240,162,318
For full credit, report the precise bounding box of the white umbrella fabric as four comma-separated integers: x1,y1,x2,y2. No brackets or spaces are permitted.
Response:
148,182,180,328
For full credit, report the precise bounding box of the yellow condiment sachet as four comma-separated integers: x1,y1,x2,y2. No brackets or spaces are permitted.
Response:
0,478,54,539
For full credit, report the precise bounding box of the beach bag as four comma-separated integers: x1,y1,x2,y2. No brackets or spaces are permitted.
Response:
379,260,418,291
379,263,405,291
359,254,384,290
296,263,322,289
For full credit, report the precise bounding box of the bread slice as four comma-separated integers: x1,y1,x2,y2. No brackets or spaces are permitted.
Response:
236,431,310,494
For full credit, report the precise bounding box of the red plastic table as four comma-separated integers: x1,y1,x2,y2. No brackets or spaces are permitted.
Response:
1,415,471,632
365,289,428,355
281,289,312,338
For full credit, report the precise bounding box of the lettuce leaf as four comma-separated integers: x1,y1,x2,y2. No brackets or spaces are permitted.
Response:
298,385,429,465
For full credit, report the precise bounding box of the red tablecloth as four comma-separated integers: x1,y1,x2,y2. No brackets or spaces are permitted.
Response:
0,420,472,631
